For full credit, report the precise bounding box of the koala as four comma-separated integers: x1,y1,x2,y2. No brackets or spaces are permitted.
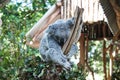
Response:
39,18,78,70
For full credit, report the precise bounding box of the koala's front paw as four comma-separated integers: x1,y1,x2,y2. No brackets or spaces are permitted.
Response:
71,43,78,53
63,62,71,70
67,43,78,59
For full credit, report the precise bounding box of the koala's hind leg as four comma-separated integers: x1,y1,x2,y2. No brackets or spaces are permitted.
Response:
47,48,71,69
66,43,78,59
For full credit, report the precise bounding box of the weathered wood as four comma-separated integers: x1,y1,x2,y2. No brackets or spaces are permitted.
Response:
80,33,85,67
108,44,114,80
26,14,61,48
103,40,107,80
26,3,61,38
26,41,39,48
32,9,60,41
74,11,83,43
62,7,82,54
35,14,61,42
103,22,106,38
62,7,84,54
62,6,79,53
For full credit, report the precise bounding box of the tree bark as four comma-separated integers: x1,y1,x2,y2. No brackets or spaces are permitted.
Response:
103,40,107,80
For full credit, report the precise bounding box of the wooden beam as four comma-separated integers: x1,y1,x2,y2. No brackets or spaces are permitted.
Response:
103,40,107,80
62,6,79,53
26,2,62,39
26,14,60,48
62,6,84,54
33,10,61,42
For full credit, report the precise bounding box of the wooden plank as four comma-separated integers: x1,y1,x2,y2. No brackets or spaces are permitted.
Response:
26,3,62,38
62,7,84,54
74,10,84,43
35,14,61,42
26,41,39,48
26,14,61,48
62,6,79,54
32,9,61,41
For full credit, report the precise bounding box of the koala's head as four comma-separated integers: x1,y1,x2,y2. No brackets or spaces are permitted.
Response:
47,18,74,46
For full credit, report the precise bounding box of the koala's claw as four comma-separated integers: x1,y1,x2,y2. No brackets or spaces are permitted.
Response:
63,62,71,70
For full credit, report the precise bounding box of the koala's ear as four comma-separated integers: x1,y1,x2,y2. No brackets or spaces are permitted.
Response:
47,24,55,35
66,17,74,28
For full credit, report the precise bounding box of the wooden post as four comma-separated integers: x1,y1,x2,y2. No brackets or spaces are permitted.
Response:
78,33,85,67
108,44,114,80
103,40,107,80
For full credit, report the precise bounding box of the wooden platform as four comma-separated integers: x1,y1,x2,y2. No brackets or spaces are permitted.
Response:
82,21,113,40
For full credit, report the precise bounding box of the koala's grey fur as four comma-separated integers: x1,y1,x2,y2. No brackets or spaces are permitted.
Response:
39,18,78,69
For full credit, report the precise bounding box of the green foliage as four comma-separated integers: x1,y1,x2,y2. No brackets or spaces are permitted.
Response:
18,54,87,80
3,0,119,80
112,54,120,80
0,0,87,80
88,41,103,73
0,0,51,79
60,67,87,80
